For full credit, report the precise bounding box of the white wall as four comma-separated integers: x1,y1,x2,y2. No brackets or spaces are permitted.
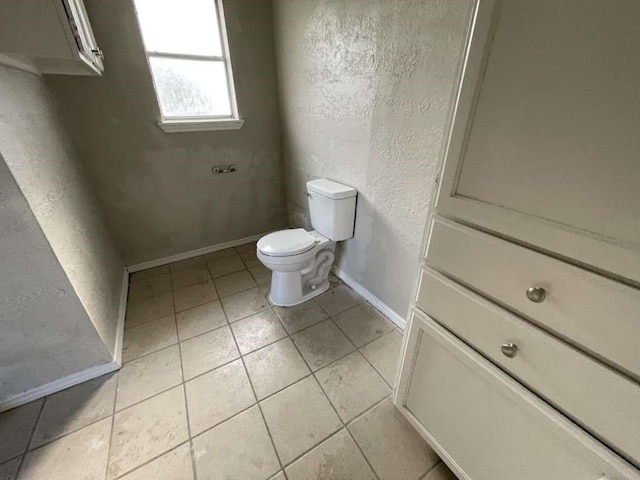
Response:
0,65,124,356
0,158,112,405
273,0,473,318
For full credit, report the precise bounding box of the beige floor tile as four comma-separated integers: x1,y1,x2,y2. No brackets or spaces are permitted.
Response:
185,359,255,435
116,346,183,411
421,462,457,480
176,301,227,341
31,373,117,448
20,417,111,480
291,320,355,371
169,256,207,272
315,285,362,316
171,264,211,290
221,287,269,322
269,472,286,480
125,292,174,330
244,338,310,400
285,429,376,480
315,351,390,422
333,303,395,347
108,387,189,479
260,376,342,465
128,273,172,301
239,250,261,268
348,398,439,480
180,326,239,380
192,406,279,480
207,254,246,278
0,399,43,463
122,315,178,363
249,264,271,284
359,330,403,387
119,443,193,480
0,457,20,480
273,300,328,334
203,247,238,262
214,270,257,298
230,309,287,355
130,265,170,281
173,280,218,313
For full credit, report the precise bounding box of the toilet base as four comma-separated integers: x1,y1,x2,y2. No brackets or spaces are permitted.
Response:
269,277,330,307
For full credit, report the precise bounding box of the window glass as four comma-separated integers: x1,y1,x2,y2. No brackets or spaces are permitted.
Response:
135,0,222,56
149,57,231,117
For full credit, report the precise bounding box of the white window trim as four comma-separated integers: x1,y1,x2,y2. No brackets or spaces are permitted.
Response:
134,0,243,133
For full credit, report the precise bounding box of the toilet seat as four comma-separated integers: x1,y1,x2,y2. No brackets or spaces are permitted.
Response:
257,229,317,257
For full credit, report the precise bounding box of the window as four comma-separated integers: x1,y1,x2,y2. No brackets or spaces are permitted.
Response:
132,0,243,132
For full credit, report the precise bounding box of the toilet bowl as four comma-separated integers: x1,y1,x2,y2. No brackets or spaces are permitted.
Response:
257,178,358,307
257,229,335,306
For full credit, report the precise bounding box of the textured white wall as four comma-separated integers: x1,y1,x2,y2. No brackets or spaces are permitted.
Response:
0,159,112,404
47,0,287,265
273,0,473,317
0,65,125,356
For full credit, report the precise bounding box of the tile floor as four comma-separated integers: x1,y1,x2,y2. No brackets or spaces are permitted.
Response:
0,243,456,480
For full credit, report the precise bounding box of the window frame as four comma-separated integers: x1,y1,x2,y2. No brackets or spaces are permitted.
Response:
133,0,244,133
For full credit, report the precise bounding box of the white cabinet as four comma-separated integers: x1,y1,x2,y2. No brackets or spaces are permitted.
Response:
0,0,103,76
398,312,639,480
436,0,640,285
395,0,640,478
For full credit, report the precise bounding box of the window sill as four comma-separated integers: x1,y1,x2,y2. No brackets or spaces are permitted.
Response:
157,118,245,133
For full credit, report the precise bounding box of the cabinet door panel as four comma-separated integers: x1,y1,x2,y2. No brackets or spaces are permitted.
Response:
437,0,640,284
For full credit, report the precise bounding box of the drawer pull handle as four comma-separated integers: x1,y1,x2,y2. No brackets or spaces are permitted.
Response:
501,343,518,358
526,286,547,303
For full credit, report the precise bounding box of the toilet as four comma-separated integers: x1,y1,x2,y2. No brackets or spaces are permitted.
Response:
257,178,357,306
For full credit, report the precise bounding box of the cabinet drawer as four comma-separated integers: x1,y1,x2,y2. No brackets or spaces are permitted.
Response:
402,311,640,480
425,217,640,380
416,268,640,466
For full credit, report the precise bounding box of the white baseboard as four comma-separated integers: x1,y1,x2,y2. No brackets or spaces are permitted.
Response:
332,267,406,329
113,268,129,367
0,361,119,413
126,233,269,273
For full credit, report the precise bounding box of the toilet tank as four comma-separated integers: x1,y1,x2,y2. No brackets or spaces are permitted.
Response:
307,179,357,241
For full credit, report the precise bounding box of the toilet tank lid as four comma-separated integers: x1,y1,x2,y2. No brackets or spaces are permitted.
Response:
307,179,357,199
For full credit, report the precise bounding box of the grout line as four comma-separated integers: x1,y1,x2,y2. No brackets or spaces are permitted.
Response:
357,328,401,390
104,369,119,480
120,264,398,479
171,289,200,480
219,298,287,478
120,338,179,366
15,395,46,477
345,422,383,480
111,441,192,480
278,425,346,471
308,366,383,480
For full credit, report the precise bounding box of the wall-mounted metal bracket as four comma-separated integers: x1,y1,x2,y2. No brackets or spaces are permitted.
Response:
212,164,237,175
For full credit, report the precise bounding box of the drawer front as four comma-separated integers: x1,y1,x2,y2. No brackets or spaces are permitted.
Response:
402,311,640,480
425,217,640,380
416,268,640,466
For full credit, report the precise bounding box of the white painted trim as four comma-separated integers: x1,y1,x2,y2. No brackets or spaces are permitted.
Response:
157,118,244,133
126,233,269,273
332,267,406,329
0,361,119,413
113,269,129,367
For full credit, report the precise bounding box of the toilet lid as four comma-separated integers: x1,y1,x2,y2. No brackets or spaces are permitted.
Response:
257,229,316,257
